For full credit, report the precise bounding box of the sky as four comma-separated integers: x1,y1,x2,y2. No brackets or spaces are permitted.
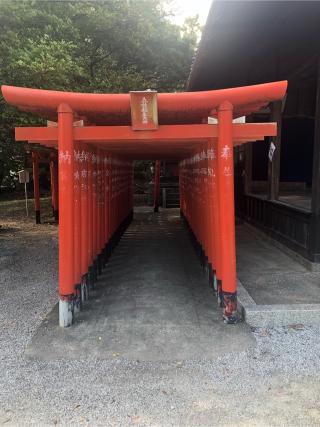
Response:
170,0,212,25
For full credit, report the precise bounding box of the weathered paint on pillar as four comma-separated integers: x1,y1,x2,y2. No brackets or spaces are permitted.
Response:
58,103,74,327
217,102,238,323
32,151,41,224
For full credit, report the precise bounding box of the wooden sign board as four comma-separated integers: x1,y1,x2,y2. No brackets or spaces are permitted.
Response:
130,91,158,130
18,169,30,184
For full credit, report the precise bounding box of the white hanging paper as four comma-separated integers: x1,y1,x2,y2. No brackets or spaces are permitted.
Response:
269,142,276,162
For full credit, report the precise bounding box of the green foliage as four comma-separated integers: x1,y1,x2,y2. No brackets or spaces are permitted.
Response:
0,0,199,189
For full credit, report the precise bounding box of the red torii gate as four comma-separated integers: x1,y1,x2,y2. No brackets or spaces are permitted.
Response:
1,81,287,327
30,148,59,223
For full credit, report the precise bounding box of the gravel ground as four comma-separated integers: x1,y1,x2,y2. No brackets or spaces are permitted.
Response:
1,200,320,426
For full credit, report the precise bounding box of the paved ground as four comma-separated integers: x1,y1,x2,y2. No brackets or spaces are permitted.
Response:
1,201,320,426
236,223,320,305
28,208,253,362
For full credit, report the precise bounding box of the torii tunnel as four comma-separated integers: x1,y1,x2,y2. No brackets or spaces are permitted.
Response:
1,81,287,327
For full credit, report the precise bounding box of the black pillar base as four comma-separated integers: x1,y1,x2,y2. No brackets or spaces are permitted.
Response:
35,210,41,224
217,279,225,308
181,211,240,325
202,255,208,272
88,265,95,289
208,263,213,288
93,259,98,281
81,273,90,302
75,283,82,312
86,212,133,293
222,291,239,324
104,244,111,264
102,247,107,267
97,253,103,275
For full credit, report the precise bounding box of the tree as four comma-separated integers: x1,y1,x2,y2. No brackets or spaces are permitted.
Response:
0,0,199,189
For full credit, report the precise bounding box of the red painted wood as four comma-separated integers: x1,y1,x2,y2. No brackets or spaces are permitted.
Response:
2,81,287,325
2,81,287,125
58,103,75,298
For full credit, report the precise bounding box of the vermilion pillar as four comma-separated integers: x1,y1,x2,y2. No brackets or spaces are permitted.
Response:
73,144,81,311
217,102,238,323
80,143,89,300
203,142,211,273
153,160,161,213
100,150,105,260
102,153,107,259
104,155,110,258
200,147,207,266
96,150,102,272
110,158,114,238
87,146,94,286
49,153,59,221
207,140,215,278
208,138,222,296
32,152,41,224
50,156,54,215
92,148,98,277
58,103,75,327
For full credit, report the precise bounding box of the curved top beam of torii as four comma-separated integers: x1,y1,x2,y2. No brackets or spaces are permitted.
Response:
1,81,287,125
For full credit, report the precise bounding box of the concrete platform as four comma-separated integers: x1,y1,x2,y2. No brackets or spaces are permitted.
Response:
237,223,320,327
278,194,311,211
251,192,311,211
26,208,254,362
